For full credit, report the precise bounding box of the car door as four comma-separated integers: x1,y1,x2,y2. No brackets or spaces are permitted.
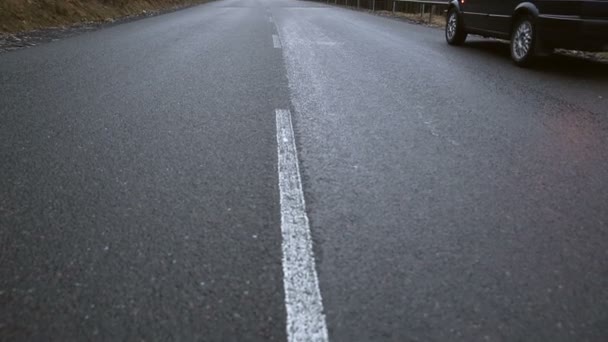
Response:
485,0,520,37
461,0,488,31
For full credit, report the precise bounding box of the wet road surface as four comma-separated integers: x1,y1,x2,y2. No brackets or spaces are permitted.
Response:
1,0,607,340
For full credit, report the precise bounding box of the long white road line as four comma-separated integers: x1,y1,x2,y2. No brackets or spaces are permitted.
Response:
275,109,329,342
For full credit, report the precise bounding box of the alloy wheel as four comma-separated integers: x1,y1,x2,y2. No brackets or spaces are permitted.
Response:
512,21,533,60
447,13,458,41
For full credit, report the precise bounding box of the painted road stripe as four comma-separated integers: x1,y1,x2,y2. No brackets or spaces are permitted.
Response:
275,109,329,342
273,34,282,49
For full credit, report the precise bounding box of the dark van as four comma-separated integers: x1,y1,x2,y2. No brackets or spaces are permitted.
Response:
445,0,608,66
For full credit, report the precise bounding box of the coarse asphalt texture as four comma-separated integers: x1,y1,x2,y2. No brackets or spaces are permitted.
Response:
1,0,607,341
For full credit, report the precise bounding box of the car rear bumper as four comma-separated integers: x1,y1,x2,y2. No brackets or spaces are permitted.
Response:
538,15,608,51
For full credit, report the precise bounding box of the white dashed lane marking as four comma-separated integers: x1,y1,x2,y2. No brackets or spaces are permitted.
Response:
275,109,329,342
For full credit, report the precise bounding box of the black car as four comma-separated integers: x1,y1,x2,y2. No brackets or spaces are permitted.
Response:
445,0,608,66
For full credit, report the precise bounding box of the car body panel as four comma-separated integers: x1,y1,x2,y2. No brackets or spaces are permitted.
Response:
461,0,489,30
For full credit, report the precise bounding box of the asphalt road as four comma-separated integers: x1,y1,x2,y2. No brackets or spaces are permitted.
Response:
1,0,607,341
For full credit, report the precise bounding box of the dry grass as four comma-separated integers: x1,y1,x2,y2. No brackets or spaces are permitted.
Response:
0,0,209,33
375,10,446,27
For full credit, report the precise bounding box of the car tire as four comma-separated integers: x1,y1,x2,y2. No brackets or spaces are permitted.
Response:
446,8,467,46
510,15,537,67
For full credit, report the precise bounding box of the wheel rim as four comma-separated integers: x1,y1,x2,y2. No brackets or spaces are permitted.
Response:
513,21,532,60
447,13,457,40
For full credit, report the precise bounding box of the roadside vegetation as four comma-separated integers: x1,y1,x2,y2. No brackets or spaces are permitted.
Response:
0,0,210,33
375,10,445,26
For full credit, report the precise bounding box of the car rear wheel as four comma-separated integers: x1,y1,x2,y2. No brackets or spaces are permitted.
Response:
446,8,467,46
510,15,537,66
